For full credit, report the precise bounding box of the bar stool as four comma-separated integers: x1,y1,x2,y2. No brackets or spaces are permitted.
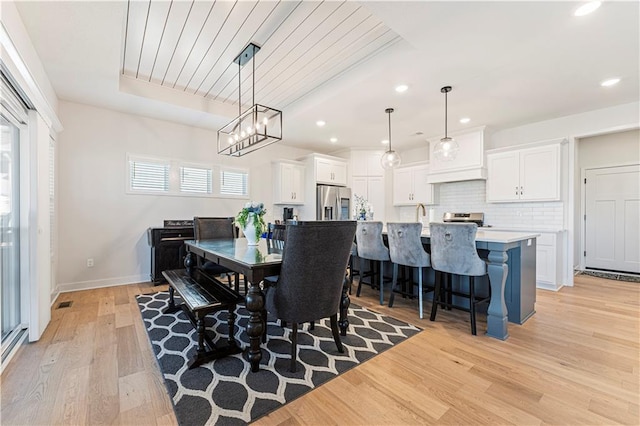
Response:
347,242,359,294
355,221,390,305
386,222,432,319
429,222,490,335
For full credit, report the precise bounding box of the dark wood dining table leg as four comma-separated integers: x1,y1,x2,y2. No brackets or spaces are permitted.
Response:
245,279,265,372
339,275,350,336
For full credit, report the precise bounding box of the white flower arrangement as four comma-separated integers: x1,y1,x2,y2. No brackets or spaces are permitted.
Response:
353,194,374,220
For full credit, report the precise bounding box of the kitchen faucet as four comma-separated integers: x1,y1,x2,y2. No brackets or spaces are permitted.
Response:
415,203,426,223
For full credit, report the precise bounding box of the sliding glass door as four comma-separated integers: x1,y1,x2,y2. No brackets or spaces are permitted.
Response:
0,113,22,349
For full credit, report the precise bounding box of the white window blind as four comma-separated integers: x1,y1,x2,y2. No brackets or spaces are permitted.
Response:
180,166,212,194
129,159,169,192
220,169,248,196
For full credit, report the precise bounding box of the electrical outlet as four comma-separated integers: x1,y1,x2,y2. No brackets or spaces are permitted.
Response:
87,258,94,268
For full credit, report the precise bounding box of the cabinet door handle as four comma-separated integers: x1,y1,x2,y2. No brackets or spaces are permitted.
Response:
520,186,523,195
515,186,518,195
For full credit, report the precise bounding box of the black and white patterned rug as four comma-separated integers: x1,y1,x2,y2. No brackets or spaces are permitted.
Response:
136,291,421,425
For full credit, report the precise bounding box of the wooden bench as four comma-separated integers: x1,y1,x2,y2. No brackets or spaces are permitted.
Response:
162,268,244,369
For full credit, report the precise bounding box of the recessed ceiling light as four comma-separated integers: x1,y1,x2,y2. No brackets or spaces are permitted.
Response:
600,78,621,87
395,84,408,93
574,1,601,17
330,137,338,143
460,117,471,124
316,120,326,127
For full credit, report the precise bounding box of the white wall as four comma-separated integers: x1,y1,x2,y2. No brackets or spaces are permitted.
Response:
490,102,639,149
577,129,640,168
57,100,312,291
574,129,640,263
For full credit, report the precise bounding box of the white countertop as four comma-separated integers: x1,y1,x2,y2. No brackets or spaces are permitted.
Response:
418,228,540,244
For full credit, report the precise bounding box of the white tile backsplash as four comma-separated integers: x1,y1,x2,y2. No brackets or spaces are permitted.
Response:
398,180,564,231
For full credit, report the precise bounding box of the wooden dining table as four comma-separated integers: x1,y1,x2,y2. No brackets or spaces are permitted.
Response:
183,237,352,373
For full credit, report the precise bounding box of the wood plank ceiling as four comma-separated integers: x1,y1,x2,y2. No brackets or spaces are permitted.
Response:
122,0,400,111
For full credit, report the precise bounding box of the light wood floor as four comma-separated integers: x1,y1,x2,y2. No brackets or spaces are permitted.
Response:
1,275,638,425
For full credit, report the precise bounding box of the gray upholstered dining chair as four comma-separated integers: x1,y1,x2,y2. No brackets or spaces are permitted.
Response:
193,217,244,293
265,220,357,372
355,221,390,305
429,222,490,335
386,222,432,319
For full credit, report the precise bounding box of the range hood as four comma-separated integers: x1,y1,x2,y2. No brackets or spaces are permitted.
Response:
427,127,487,183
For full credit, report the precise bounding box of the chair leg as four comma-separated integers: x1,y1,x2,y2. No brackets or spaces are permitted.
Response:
379,261,385,305
290,323,298,372
388,263,398,307
370,260,376,289
234,273,240,293
446,274,453,310
430,270,441,321
356,258,364,297
418,267,424,319
329,314,344,353
348,255,354,295
469,276,477,335
309,321,315,331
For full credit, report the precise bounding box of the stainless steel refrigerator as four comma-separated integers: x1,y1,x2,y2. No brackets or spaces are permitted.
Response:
317,185,352,220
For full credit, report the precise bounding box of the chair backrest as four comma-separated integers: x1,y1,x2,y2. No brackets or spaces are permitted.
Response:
266,222,286,250
268,223,287,241
193,217,236,240
270,221,357,323
355,221,390,261
429,223,486,276
387,222,430,268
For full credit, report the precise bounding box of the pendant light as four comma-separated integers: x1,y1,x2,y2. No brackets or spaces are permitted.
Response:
433,86,459,161
217,43,283,157
380,108,401,169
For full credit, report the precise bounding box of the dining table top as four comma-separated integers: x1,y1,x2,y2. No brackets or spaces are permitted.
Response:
185,238,283,267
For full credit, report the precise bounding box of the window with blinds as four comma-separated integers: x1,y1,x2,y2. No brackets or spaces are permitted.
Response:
126,154,248,198
220,169,248,196
180,166,212,194
129,158,169,192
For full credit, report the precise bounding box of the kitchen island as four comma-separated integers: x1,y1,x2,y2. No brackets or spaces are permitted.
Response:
419,228,539,340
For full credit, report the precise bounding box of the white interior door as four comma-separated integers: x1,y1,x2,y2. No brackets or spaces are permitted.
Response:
585,165,640,273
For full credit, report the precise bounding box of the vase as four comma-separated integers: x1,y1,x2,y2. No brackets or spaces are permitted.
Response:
243,213,260,246
358,211,367,221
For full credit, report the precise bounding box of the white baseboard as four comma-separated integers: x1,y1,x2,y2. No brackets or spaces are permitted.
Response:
57,274,149,293
50,289,60,307
536,281,564,292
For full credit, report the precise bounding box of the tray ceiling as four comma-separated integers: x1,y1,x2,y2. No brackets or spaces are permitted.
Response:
122,0,400,110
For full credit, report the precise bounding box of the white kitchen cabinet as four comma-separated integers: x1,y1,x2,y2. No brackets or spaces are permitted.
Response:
393,164,436,206
351,150,384,177
535,232,563,291
272,160,305,204
316,157,347,185
353,176,385,222
486,144,560,202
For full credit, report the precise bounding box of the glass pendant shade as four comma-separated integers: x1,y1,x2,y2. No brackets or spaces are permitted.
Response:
381,149,401,169
433,136,459,161
435,86,458,161
379,107,401,169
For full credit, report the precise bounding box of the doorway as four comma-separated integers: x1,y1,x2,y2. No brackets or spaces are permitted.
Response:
1,112,24,358
584,165,640,274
